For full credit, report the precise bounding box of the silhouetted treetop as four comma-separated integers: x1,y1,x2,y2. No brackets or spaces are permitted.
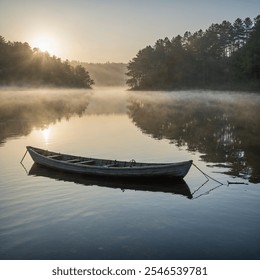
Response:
0,38,94,88
127,15,260,91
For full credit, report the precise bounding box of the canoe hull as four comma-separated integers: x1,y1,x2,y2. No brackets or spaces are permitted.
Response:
26,146,192,179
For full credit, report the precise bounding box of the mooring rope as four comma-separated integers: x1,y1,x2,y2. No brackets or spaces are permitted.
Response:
192,162,224,185
20,149,28,164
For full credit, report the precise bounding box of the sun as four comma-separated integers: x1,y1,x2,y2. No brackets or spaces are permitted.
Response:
31,35,58,54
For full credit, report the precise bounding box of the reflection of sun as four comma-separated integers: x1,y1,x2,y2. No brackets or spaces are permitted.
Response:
41,127,51,143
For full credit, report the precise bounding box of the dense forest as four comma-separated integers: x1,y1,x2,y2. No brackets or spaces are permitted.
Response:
0,36,94,88
70,61,127,86
126,16,260,91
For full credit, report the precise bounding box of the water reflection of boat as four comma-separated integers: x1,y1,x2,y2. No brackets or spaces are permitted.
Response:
26,146,193,179
28,163,193,199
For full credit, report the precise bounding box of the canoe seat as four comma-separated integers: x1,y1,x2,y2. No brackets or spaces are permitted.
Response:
105,163,118,167
65,158,81,162
47,154,60,158
77,160,95,165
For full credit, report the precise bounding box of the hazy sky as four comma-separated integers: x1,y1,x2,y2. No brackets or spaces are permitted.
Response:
1,0,259,63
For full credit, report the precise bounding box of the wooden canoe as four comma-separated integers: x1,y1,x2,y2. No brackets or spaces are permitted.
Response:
26,146,193,179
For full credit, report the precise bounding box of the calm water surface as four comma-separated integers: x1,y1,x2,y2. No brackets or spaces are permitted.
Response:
0,87,259,260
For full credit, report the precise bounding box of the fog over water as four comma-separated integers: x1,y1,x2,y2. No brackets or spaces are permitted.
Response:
0,87,259,260
0,88,91,145
1,87,259,182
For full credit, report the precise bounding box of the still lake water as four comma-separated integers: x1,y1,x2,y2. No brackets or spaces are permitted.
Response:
0,87,259,260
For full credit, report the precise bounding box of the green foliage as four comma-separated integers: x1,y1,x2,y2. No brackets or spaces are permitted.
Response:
0,37,94,88
231,16,260,87
126,16,260,91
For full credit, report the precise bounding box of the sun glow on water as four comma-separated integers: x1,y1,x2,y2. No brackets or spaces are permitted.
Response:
32,127,52,146
42,127,51,142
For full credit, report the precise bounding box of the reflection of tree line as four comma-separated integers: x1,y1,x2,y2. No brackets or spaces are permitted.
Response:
127,94,260,183
0,91,90,145
1,90,259,183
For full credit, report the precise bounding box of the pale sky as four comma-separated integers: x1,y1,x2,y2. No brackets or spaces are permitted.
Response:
0,0,259,63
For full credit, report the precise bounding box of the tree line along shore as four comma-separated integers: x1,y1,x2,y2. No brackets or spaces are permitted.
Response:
126,15,260,91
1,15,259,91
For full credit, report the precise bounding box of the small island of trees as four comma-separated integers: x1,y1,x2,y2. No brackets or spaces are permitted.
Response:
126,15,260,91
0,36,94,88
